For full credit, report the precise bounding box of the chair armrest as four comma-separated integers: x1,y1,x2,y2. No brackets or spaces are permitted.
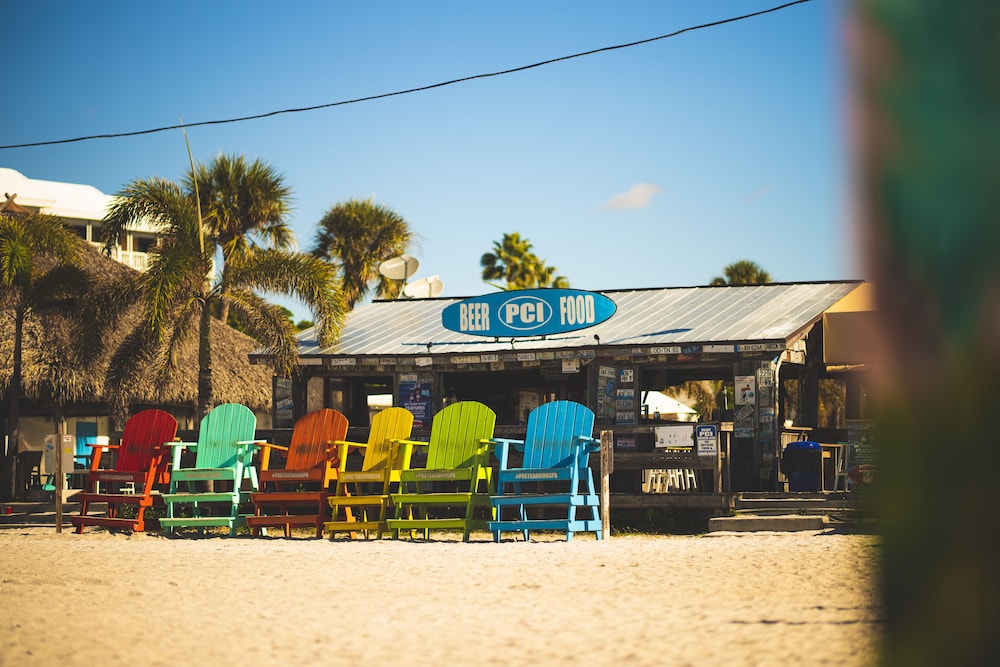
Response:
571,435,602,467
388,439,416,471
244,440,287,471
166,440,196,468
167,440,197,449
248,441,289,452
575,435,601,454
332,439,368,450
392,438,428,471
235,439,267,455
393,438,429,448
490,438,525,470
331,439,367,469
82,442,117,451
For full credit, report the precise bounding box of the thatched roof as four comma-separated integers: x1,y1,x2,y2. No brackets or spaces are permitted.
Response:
0,242,274,416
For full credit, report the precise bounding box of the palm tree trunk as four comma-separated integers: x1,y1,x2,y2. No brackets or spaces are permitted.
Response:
197,299,214,419
2,308,25,502
217,300,230,326
53,403,65,533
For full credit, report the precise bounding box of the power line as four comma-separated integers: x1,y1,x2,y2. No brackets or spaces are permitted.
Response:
0,0,813,151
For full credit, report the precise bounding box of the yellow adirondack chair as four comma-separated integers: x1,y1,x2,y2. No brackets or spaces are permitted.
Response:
246,408,349,538
324,407,415,539
386,401,496,542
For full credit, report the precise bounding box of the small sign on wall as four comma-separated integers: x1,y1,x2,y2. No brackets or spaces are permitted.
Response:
655,424,694,449
696,424,718,457
735,375,756,405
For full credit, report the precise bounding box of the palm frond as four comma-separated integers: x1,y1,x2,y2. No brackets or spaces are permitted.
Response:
224,289,298,375
222,249,346,346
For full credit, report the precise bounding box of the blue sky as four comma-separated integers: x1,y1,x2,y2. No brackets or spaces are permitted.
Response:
1,0,854,322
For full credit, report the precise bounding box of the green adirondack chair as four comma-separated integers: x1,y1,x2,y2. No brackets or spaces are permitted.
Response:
246,408,349,538
325,406,415,540
488,400,603,541
386,401,496,542
71,409,179,533
159,403,260,536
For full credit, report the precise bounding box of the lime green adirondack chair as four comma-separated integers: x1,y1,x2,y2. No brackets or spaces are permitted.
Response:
160,403,260,536
325,407,415,540
386,401,496,542
71,409,179,533
246,408,349,538
488,400,603,541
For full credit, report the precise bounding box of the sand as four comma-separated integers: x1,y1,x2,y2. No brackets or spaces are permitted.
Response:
0,526,881,667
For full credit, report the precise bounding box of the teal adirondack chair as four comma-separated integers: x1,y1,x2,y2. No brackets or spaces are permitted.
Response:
386,401,496,542
159,403,260,536
488,400,603,541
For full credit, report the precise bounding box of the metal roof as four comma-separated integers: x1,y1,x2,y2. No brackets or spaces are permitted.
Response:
291,281,863,359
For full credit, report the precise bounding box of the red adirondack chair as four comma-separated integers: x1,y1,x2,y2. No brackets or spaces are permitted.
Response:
71,409,179,533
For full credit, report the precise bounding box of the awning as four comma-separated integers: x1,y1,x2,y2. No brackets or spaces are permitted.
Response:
822,283,877,367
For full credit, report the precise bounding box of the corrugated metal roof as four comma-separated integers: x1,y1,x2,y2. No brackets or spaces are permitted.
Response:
291,281,863,359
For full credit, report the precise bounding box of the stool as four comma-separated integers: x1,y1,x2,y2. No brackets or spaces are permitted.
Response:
666,469,683,491
833,445,849,491
15,451,44,501
652,469,670,493
641,469,656,493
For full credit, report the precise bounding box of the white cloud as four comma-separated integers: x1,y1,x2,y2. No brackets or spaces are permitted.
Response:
743,184,775,205
602,182,662,210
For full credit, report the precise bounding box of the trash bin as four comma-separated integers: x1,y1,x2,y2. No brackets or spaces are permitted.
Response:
781,441,822,492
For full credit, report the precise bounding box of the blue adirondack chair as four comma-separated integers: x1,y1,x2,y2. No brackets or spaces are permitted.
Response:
488,400,603,541
159,403,260,536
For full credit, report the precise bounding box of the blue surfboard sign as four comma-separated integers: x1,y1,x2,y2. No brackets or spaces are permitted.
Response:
441,289,617,338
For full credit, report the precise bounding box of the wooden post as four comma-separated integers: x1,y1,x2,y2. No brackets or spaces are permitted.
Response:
54,428,63,534
600,430,613,540
714,429,723,495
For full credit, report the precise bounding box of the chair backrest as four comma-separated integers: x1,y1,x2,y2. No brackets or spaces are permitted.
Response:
284,409,349,470
117,409,179,472
361,407,415,471
425,401,496,470
194,403,257,468
521,401,596,469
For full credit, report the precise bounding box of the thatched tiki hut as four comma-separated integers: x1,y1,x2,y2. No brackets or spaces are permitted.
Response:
0,243,274,501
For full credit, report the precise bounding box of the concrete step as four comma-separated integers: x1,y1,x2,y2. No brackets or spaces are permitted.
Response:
734,497,849,515
708,514,829,532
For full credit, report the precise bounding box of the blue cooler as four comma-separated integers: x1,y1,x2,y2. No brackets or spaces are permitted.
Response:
781,440,822,492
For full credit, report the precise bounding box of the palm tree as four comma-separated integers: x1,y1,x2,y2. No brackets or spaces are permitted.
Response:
310,198,413,308
710,259,772,285
185,154,295,324
0,212,86,500
101,171,345,419
480,232,569,290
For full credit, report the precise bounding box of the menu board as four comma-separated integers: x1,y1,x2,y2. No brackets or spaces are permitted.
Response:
847,419,877,485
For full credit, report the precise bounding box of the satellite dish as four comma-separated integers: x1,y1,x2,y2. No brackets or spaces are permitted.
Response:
378,255,419,281
403,275,444,299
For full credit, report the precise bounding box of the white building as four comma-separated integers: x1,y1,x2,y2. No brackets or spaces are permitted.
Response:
0,167,158,271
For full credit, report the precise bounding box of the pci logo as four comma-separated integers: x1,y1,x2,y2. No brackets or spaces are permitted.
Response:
500,296,553,331
442,288,617,338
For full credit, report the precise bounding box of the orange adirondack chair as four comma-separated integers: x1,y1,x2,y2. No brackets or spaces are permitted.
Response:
246,409,349,537
71,409,179,533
